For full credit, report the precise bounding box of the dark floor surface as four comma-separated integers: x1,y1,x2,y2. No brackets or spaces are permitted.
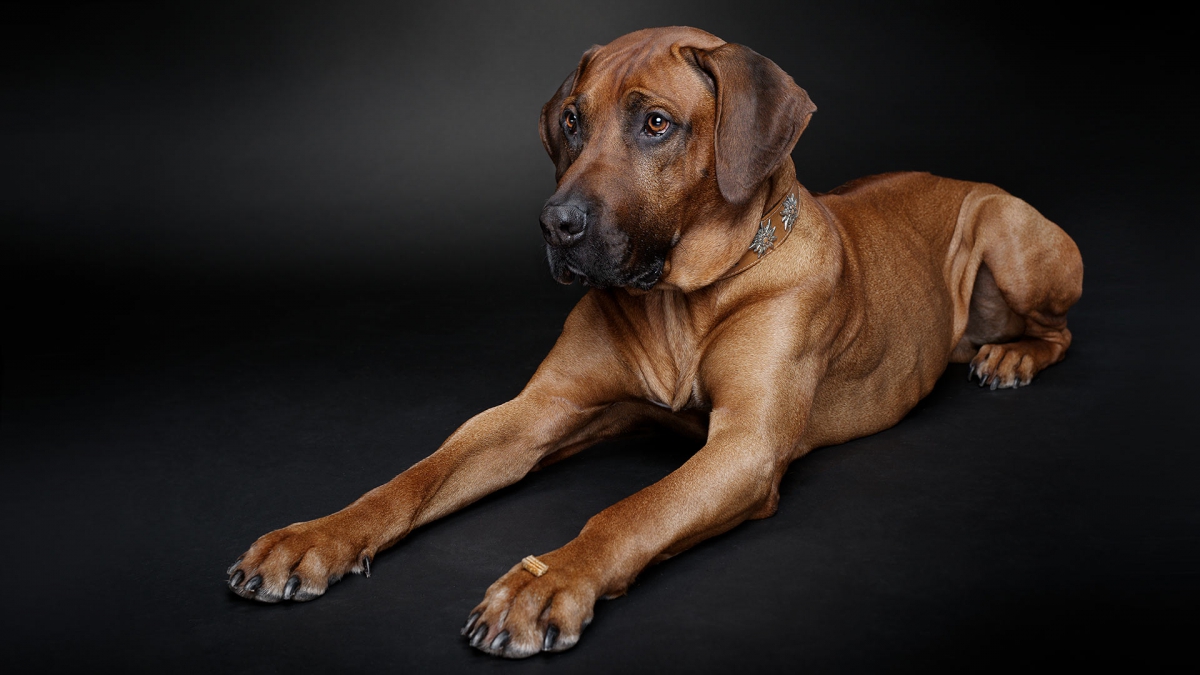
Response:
3,176,1198,672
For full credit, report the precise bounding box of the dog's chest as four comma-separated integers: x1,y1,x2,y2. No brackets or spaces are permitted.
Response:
614,290,711,412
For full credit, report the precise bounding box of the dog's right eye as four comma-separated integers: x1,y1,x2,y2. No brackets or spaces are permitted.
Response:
563,110,578,134
644,113,670,135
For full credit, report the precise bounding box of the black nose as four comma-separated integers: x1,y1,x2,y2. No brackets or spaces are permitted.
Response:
540,204,587,247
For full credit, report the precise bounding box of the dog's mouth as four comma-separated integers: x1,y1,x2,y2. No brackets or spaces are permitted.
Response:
623,259,666,290
548,248,665,290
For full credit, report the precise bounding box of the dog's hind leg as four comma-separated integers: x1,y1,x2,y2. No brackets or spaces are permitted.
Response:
953,190,1083,389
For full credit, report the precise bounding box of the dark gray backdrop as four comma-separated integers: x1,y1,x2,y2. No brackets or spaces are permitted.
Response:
2,1,1195,672
6,1,1187,286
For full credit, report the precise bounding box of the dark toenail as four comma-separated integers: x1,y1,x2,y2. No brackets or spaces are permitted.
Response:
543,623,559,651
245,575,262,593
227,557,243,575
491,631,510,651
471,623,488,647
462,611,481,636
362,555,371,578
229,570,244,589
284,575,300,600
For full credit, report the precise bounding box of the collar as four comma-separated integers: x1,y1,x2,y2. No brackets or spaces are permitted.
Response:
717,180,801,281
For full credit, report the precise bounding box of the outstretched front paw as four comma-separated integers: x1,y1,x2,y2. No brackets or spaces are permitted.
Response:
462,552,601,658
226,515,373,603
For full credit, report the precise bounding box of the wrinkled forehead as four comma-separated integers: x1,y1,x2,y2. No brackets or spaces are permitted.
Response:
572,29,724,118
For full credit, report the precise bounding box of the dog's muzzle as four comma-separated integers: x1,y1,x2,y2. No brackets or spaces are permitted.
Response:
540,196,665,289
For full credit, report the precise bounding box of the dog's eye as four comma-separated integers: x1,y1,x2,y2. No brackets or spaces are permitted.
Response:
644,113,670,135
563,110,578,134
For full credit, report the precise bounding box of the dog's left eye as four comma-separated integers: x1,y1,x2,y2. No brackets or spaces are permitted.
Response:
644,113,670,135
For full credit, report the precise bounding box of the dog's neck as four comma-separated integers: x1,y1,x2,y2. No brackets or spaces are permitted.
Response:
715,178,802,282
655,163,802,293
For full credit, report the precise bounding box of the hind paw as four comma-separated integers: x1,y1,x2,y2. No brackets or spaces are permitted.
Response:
969,342,1037,390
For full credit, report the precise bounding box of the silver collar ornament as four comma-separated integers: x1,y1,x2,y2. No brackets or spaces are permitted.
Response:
748,192,798,258
780,193,798,231
749,218,777,258
719,182,802,281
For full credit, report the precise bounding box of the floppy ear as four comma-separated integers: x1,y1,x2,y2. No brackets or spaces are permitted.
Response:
539,46,599,181
686,43,816,204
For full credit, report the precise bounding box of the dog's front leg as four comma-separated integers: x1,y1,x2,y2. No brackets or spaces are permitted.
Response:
227,306,638,603
464,371,815,658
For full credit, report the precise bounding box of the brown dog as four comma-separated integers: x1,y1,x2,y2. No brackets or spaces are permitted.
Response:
226,26,1083,658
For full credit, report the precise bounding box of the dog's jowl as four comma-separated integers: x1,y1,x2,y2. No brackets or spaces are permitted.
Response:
226,27,1082,658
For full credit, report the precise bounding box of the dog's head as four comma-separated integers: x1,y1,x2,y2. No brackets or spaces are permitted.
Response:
538,27,815,290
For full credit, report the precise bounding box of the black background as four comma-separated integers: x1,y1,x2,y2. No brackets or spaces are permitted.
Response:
3,1,1196,672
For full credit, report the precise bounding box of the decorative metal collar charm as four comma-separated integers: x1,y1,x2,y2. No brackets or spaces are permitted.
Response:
717,181,802,281
781,193,798,232
749,219,777,258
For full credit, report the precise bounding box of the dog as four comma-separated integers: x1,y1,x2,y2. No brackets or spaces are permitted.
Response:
225,26,1083,658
